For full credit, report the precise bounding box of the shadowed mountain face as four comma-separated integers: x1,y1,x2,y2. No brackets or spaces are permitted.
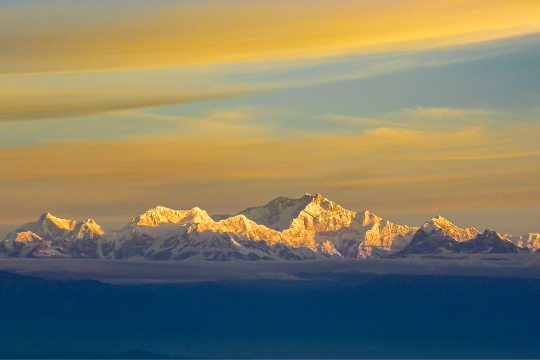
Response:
460,230,520,254
399,229,520,255
400,228,459,254
0,194,537,260
1,271,540,359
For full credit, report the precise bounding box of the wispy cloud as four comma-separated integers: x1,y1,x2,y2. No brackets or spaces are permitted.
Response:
0,90,246,122
320,106,499,133
401,107,495,120
2,0,539,74
0,40,525,124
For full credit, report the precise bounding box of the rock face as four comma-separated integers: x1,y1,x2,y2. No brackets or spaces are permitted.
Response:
0,194,535,260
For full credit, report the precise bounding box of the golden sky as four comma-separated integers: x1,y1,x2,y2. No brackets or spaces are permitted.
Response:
0,0,539,234
2,0,540,73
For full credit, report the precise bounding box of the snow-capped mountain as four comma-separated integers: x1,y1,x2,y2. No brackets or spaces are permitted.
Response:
524,233,540,250
128,206,213,227
419,215,480,241
102,205,323,261
397,226,459,255
235,194,324,231
398,224,520,256
459,230,520,254
0,194,536,260
0,213,104,258
501,233,540,251
227,193,417,258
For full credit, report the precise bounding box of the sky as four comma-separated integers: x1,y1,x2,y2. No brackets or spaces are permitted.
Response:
1,0,540,235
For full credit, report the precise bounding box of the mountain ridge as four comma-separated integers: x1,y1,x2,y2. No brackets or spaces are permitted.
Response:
1,194,537,260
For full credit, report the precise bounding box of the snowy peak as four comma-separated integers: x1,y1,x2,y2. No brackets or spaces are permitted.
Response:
399,228,520,255
129,206,213,227
9,212,79,241
399,227,458,255
237,193,354,232
304,193,326,204
456,229,519,254
216,194,415,257
37,212,77,233
287,193,356,233
68,219,104,240
422,215,454,232
525,233,540,250
203,215,283,244
303,193,348,212
215,214,257,231
1,213,105,258
11,213,103,240
501,232,540,250
360,210,382,226
397,216,482,255
421,215,479,241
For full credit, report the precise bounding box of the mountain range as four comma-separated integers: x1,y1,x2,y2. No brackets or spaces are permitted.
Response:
1,193,537,260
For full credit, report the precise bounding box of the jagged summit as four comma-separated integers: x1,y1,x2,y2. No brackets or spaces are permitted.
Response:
236,193,349,231
304,193,325,202
421,215,479,241
216,214,256,229
235,195,314,231
129,206,212,227
360,210,382,226
69,219,104,240
460,230,519,253
36,212,77,232
1,213,104,258
399,226,522,256
30,213,101,235
500,232,540,250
